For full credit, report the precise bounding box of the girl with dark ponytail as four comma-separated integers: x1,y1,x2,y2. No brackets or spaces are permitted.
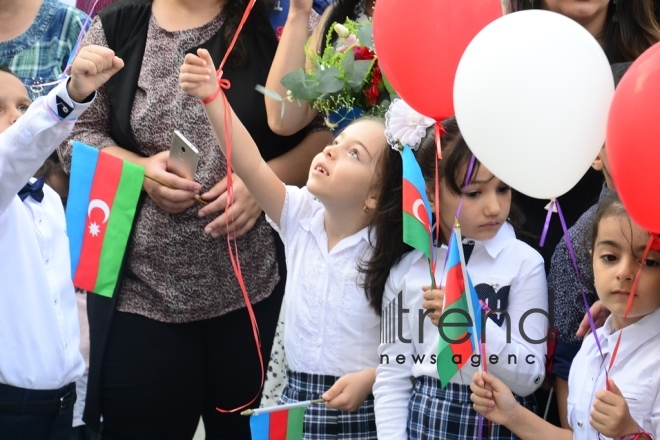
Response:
361,117,460,314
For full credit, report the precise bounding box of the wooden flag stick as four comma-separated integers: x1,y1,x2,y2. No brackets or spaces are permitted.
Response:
240,399,326,416
144,175,208,206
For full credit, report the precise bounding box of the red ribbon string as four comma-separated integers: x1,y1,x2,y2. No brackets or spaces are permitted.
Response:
201,71,230,105
434,122,443,160
213,0,264,414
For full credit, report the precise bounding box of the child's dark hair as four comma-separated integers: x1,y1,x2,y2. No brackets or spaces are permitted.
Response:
432,131,527,236
361,117,527,314
361,118,460,314
590,192,630,252
0,65,18,77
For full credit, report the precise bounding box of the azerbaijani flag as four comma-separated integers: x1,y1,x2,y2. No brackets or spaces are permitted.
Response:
402,144,433,260
249,406,305,440
436,226,483,387
66,141,144,297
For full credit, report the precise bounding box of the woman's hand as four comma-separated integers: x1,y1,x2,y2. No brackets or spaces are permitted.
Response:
322,368,375,412
576,300,610,337
197,174,262,239
470,372,518,426
590,379,641,439
179,48,219,102
422,286,445,327
143,151,201,213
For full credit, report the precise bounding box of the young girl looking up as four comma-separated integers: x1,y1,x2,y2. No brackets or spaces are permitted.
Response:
471,194,660,440
180,49,383,439
368,110,548,439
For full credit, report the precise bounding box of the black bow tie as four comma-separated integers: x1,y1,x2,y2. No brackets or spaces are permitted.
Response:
463,240,475,264
18,177,45,203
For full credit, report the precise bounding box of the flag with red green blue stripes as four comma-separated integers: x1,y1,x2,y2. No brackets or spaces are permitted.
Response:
66,141,144,297
401,144,433,260
436,226,483,387
249,405,305,440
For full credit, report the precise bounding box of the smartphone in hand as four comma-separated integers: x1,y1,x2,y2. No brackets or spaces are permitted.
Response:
167,130,199,180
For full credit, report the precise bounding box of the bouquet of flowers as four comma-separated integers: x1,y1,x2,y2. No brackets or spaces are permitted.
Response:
281,18,395,127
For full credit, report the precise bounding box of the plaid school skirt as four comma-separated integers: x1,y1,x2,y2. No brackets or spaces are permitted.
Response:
407,376,537,440
279,370,377,440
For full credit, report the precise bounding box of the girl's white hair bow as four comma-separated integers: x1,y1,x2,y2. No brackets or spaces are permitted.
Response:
384,98,435,151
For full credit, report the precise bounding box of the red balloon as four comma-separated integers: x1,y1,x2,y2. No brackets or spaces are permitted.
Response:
373,0,502,121
607,41,660,233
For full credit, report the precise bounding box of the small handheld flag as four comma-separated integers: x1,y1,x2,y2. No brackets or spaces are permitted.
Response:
244,399,323,440
401,144,433,261
436,224,483,387
66,141,144,297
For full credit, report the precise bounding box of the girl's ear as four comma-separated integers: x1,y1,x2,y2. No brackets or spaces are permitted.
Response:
365,194,378,211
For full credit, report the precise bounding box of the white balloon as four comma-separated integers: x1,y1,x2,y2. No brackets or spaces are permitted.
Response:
453,10,614,200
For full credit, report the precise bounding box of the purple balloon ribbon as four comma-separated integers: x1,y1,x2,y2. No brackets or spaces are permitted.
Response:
455,154,477,221
555,200,608,371
539,199,556,248
440,155,478,281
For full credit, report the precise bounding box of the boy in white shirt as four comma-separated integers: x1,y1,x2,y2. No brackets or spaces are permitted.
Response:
0,45,122,439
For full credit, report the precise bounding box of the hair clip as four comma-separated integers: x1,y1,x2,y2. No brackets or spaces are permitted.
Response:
384,98,435,152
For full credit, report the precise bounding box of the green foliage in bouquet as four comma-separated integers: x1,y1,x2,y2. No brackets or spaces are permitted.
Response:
280,18,394,120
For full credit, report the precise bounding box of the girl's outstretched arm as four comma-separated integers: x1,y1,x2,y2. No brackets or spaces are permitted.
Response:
264,0,320,135
470,372,572,440
180,49,286,227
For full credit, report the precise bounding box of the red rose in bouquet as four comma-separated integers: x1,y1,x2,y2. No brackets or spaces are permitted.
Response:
353,46,376,61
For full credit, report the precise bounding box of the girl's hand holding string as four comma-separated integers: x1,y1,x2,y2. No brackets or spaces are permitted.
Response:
180,49,263,239
179,49,219,102
470,372,518,426
322,368,376,412
590,379,642,439
422,286,445,327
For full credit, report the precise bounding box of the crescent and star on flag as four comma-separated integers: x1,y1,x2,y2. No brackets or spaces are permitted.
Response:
412,198,431,231
87,199,110,237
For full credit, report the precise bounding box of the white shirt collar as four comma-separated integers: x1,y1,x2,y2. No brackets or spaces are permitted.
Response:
433,221,517,259
598,307,660,363
479,221,516,259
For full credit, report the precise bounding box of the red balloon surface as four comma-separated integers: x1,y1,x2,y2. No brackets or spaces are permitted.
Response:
373,0,502,121
607,41,660,233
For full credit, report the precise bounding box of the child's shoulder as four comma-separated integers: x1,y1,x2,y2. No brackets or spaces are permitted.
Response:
387,249,428,281
285,185,321,208
506,237,544,265
277,185,324,230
